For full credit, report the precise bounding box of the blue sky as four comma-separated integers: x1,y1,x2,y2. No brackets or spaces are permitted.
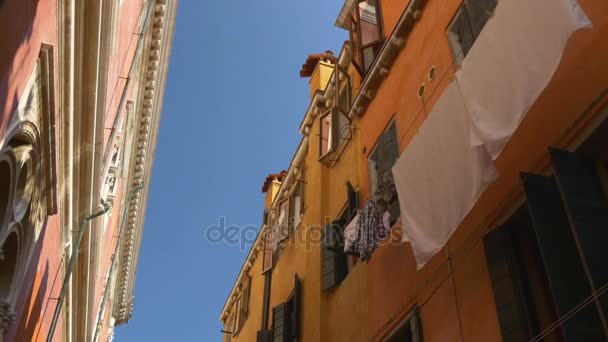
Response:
115,1,346,340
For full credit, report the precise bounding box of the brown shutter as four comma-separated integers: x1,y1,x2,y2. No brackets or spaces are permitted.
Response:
484,223,532,341
242,274,251,316
522,172,605,340
550,148,608,318
262,229,274,274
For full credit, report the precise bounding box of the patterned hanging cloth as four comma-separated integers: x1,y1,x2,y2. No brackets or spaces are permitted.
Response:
355,197,391,261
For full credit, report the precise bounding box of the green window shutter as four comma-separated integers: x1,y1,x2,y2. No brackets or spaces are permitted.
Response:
321,223,348,290
272,303,289,342
291,274,301,340
256,330,271,342
550,148,608,318
483,223,532,342
522,173,605,340
347,181,359,220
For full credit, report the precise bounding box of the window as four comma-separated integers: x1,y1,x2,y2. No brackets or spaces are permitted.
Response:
320,110,333,158
321,182,359,290
319,108,351,162
234,274,251,334
262,208,278,273
271,275,301,342
383,307,423,342
485,146,608,341
288,181,303,228
277,199,290,244
447,0,497,64
352,0,384,74
337,67,352,115
368,121,400,223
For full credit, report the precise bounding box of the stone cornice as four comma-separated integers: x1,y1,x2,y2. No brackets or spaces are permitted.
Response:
112,0,177,325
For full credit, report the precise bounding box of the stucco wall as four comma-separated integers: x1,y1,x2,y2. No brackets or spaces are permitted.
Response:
358,0,608,340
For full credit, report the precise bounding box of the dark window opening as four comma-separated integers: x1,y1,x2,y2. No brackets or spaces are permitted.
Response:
447,0,498,64
368,121,400,224
384,307,423,342
486,134,608,341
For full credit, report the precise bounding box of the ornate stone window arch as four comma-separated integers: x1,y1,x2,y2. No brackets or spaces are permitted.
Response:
0,44,57,337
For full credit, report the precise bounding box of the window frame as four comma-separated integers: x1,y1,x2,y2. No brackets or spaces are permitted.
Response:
319,108,334,159
367,119,401,223
382,306,423,342
446,0,498,65
354,0,385,74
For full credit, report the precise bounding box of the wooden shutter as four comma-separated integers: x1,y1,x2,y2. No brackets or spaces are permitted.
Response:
484,223,532,342
256,330,271,342
262,229,274,273
242,274,251,316
551,148,608,318
321,223,348,290
272,302,289,342
522,172,605,340
291,274,302,340
347,181,359,220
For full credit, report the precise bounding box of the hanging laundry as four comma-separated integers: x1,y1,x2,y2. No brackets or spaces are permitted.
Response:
355,198,391,261
392,83,497,269
455,0,591,159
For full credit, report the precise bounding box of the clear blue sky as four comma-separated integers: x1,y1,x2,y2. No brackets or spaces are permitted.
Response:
115,1,346,340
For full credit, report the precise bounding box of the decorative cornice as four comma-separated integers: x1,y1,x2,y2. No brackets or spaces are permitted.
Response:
112,0,177,325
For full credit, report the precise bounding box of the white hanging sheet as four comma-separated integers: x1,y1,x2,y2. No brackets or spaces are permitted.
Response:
455,0,591,159
392,83,497,269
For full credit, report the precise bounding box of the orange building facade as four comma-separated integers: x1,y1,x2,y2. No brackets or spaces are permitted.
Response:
0,0,177,341
221,0,608,341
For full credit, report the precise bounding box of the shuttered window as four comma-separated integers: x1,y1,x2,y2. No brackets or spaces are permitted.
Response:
271,275,301,342
522,172,604,340
321,221,348,291
486,147,608,341
237,274,251,332
272,303,289,342
550,148,608,318
484,204,585,341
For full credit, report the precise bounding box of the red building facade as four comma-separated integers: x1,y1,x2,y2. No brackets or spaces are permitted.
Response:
0,0,177,341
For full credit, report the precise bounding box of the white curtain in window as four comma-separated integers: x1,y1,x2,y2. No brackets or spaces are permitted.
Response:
455,0,591,159
392,83,497,269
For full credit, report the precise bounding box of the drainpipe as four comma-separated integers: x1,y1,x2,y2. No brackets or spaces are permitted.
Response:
47,201,113,342
92,184,144,342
